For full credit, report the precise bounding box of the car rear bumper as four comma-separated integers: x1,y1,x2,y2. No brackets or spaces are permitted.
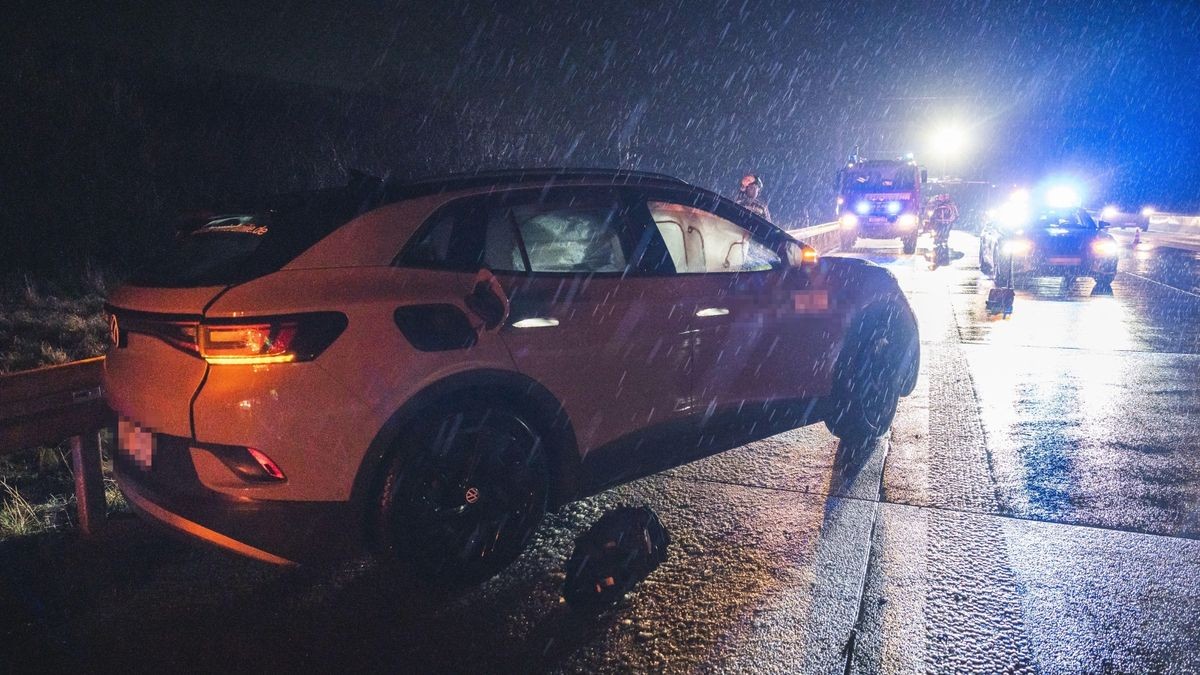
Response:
114,438,362,565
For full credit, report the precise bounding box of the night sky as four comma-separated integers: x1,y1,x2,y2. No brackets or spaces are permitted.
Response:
3,0,1199,268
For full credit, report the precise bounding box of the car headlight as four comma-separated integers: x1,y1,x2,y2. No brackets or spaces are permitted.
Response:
897,213,919,229
1092,239,1119,256
1002,239,1032,255
840,213,859,229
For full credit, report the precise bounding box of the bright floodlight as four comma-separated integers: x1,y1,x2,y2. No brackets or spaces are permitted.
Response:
930,125,969,158
1010,188,1031,203
1101,205,1119,219
1045,185,1081,209
1141,206,1156,216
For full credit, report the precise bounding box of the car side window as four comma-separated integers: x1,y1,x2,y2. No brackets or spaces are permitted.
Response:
646,201,780,273
485,203,627,273
399,201,486,270
397,189,670,275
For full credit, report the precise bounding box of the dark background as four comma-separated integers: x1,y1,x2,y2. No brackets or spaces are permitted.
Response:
3,0,1198,275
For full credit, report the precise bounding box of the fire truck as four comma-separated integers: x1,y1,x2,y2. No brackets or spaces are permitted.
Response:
835,155,928,254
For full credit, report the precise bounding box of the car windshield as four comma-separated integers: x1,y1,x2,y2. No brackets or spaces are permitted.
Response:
1028,208,1097,229
844,166,916,192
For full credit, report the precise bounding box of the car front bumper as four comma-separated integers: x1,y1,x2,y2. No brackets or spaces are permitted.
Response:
1010,253,1118,277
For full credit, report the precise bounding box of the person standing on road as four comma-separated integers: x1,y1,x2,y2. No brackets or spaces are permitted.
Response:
735,174,772,222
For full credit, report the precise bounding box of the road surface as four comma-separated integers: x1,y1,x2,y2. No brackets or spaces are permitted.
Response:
3,230,1198,673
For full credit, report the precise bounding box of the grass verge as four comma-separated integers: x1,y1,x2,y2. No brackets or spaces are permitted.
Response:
1,267,126,540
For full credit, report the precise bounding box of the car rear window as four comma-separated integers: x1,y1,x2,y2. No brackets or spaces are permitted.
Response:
130,186,371,288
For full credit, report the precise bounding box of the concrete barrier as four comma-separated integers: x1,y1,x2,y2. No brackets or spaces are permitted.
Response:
1148,213,1200,235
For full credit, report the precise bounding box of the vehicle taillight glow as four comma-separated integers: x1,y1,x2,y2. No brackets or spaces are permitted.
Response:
199,313,347,365
246,447,286,480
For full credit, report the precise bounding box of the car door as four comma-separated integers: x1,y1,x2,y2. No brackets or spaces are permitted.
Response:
463,187,694,461
642,191,829,424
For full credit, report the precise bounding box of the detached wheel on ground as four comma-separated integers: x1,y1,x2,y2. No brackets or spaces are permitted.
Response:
902,234,918,255
824,307,918,446
376,400,549,584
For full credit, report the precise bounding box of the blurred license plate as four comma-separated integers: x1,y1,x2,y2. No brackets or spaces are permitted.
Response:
118,418,154,469
1048,256,1081,265
868,216,886,224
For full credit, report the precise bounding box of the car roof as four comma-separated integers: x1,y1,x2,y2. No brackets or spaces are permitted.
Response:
377,168,694,203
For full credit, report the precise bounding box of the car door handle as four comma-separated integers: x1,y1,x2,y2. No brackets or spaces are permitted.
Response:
511,317,560,328
695,307,729,317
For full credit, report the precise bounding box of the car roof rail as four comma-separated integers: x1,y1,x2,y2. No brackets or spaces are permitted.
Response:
370,167,692,202
407,167,689,186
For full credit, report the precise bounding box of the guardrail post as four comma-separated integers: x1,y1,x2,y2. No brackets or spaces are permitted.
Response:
71,430,106,535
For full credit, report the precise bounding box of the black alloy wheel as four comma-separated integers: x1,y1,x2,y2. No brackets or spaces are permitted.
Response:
377,401,548,584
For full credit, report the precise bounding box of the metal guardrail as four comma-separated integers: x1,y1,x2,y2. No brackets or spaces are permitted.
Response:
785,221,842,252
0,356,111,534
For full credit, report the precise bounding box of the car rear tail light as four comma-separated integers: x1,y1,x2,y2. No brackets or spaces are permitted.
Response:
200,313,347,365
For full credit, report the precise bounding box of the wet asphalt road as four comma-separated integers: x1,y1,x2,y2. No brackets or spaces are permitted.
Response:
3,231,1199,673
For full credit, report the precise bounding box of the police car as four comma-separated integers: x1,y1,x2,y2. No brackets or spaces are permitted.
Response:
979,205,1119,289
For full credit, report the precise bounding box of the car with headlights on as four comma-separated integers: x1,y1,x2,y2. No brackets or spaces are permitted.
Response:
104,168,920,582
979,206,1119,289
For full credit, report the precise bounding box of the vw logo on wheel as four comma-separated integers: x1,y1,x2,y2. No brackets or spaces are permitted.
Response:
464,486,480,504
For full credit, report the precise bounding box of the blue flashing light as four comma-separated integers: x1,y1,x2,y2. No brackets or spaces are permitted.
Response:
854,200,871,215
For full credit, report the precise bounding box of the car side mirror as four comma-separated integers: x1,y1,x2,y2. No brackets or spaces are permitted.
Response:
784,240,818,269
464,268,510,331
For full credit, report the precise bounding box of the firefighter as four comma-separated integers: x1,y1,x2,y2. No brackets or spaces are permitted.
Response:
928,193,959,266
736,174,772,221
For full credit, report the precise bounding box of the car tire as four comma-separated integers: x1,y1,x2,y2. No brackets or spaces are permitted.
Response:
376,399,549,584
902,234,917,255
824,307,917,446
